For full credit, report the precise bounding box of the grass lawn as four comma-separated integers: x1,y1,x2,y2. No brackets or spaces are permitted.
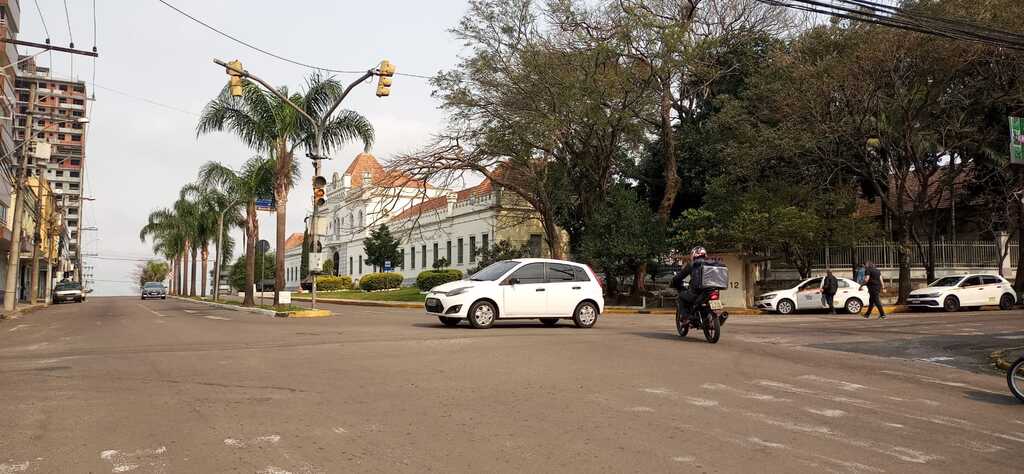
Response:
306,287,426,302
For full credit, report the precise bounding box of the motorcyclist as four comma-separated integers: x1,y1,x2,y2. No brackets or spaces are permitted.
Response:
671,247,708,327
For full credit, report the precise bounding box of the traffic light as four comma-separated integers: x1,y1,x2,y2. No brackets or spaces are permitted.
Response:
313,175,327,207
376,60,395,97
226,60,244,97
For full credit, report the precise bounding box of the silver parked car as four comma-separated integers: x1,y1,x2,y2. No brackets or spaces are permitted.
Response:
53,281,85,304
141,282,167,300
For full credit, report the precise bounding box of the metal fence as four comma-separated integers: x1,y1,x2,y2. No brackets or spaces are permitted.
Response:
771,240,1017,270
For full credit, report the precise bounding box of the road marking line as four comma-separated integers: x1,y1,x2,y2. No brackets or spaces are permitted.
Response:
748,437,786,449
183,310,197,314
0,461,29,472
671,456,695,463
798,375,871,391
204,316,230,321
701,382,791,402
806,408,846,418
7,324,30,332
137,303,167,318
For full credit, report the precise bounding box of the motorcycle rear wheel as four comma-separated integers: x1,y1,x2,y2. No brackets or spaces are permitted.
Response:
703,312,721,344
1009,356,1024,403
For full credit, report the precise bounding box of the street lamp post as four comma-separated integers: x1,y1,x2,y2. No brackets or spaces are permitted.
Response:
212,59,385,310
213,197,241,302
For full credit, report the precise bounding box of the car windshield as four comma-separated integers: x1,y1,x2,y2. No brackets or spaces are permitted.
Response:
469,260,521,281
930,276,963,287
55,282,81,291
143,283,164,289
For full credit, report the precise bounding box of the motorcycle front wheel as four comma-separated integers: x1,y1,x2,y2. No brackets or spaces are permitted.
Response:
703,311,721,344
675,311,689,338
1009,356,1024,403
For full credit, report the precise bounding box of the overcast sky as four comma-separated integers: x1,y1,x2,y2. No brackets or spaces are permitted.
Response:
17,0,469,295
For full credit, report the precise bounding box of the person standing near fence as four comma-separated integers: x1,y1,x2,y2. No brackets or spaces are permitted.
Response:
822,270,839,314
855,263,866,285
859,261,886,319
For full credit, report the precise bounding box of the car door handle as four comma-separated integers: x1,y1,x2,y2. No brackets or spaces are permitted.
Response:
572,286,581,290
536,288,545,292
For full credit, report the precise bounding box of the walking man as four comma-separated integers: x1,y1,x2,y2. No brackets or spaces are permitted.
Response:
822,270,838,314
859,261,886,319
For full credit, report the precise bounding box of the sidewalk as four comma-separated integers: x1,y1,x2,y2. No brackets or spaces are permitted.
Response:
0,302,48,320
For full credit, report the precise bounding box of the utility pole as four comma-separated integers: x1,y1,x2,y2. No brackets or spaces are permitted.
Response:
28,165,46,304
43,192,61,304
4,83,38,311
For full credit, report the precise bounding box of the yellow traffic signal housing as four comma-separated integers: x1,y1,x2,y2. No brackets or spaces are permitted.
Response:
226,60,244,97
313,175,327,207
376,60,395,97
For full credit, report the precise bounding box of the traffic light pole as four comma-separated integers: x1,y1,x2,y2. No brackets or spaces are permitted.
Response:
213,59,381,311
4,83,38,311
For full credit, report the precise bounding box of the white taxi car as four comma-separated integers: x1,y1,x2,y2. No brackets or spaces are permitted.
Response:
908,274,1017,312
424,258,605,329
754,276,868,315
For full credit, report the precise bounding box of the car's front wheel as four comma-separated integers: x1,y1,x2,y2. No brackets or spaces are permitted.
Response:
572,302,599,328
1000,294,1015,311
943,295,960,312
776,299,795,315
467,301,497,329
844,298,863,315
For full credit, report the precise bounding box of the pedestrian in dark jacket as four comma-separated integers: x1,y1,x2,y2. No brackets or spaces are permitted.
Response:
821,270,838,314
859,261,886,319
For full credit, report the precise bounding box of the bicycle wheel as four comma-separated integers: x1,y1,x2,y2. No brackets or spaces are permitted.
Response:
1009,357,1024,404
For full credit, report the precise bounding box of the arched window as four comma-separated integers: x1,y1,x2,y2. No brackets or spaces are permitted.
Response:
358,211,364,228
348,213,353,228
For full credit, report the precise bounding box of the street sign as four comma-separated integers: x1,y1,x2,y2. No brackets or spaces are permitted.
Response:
309,252,325,274
256,239,270,254
255,198,275,211
384,260,392,272
1011,117,1024,164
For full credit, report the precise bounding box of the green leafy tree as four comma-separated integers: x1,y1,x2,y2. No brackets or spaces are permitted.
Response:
432,257,450,271
300,226,310,280
321,258,335,275
580,186,666,294
229,253,276,292
364,224,402,271
198,74,374,305
135,260,170,288
470,240,531,275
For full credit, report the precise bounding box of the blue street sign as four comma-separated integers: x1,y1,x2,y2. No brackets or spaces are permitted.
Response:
255,198,275,211
384,260,392,272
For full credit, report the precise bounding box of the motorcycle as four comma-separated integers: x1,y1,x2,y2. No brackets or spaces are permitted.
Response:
675,288,727,344
1009,355,1024,403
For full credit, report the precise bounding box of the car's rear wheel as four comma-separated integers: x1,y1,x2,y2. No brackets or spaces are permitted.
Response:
572,302,599,328
776,299,795,315
1000,294,1015,311
844,298,863,315
540,317,559,327
943,296,960,312
438,316,461,327
467,301,497,329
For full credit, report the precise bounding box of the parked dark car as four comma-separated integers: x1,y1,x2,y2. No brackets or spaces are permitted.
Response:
141,282,167,300
53,281,85,304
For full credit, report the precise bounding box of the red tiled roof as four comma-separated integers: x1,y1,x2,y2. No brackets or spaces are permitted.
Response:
342,152,434,189
391,179,494,222
855,167,974,218
284,232,304,250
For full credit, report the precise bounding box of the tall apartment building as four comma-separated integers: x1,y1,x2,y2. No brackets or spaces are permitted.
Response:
0,0,22,294
13,56,87,273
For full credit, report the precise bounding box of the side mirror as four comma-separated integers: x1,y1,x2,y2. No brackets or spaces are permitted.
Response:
84,288,94,294
507,277,520,285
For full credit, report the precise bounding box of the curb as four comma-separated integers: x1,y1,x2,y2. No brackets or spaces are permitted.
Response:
291,296,422,309
0,303,48,321
288,309,332,318
171,296,285,318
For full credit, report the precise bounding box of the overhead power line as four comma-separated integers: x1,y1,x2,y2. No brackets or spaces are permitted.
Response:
91,83,200,117
757,0,1024,51
62,0,74,47
154,0,433,79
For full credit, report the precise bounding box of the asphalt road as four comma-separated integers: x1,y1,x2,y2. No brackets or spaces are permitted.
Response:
0,297,1022,473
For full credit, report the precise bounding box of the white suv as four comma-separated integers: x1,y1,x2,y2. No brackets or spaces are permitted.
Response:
424,258,605,329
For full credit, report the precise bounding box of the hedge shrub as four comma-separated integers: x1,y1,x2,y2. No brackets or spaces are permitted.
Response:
416,269,464,291
358,272,404,291
316,275,353,291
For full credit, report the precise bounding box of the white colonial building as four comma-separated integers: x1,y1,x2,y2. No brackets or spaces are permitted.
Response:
310,153,553,283
282,232,304,290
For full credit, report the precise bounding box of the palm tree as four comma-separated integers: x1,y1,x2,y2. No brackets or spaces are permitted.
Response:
182,184,242,299
197,74,374,305
197,155,277,306
140,208,186,295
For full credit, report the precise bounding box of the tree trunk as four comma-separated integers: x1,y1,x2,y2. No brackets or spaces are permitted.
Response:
541,215,564,260
168,259,175,295
182,241,190,297
1015,199,1024,293
631,262,647,294
274,187,287,305
201,244,209,298
189,245,197,297
897,239,911,305
243,203,258,307
657,79,679,222
925,239,936,283
176,255,183,295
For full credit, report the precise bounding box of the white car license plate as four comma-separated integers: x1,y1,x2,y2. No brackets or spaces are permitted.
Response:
709,300,724,310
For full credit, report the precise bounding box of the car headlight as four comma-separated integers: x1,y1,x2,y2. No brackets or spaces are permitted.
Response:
761,294,777,300
446,287,472,297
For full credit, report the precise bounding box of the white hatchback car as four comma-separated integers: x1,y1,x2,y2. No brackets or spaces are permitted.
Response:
424,258,605,329
908,274,1017,312
754,276,869,315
